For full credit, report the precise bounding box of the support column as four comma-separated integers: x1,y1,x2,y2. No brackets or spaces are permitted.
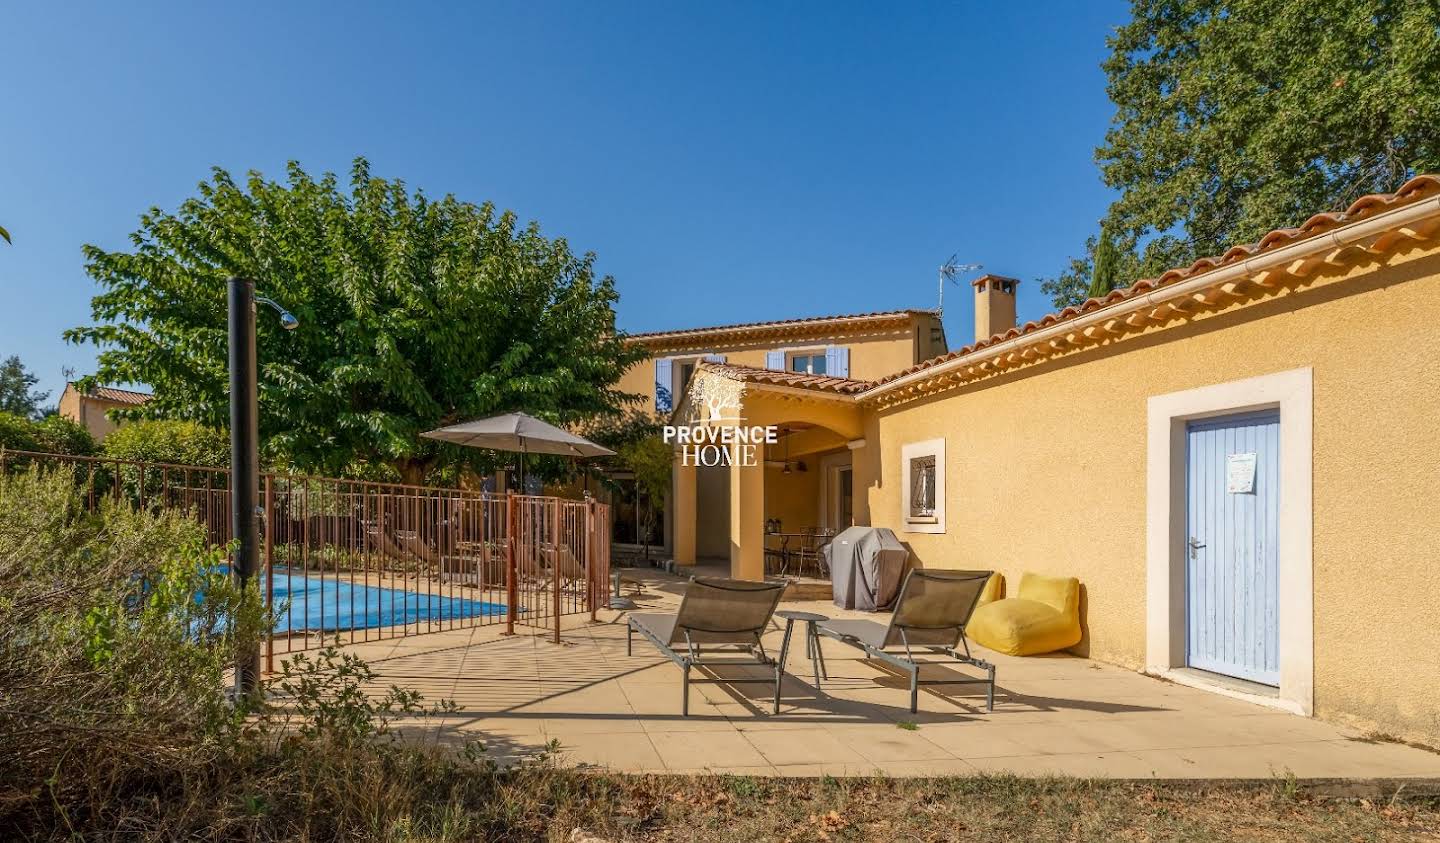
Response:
672,459,697,566
729,441,765,581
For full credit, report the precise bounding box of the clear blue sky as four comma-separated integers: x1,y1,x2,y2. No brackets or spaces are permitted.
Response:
1,2,1127,402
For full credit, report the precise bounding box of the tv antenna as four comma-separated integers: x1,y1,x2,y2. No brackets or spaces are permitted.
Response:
937,255,983,316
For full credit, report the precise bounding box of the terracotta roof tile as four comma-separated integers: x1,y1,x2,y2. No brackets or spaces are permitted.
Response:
697,361,872,395
871,174,1440,389
85,385,153,405
627,309,934,343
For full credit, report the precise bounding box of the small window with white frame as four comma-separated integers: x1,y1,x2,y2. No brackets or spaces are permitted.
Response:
900,439,945,533
788,350,827,375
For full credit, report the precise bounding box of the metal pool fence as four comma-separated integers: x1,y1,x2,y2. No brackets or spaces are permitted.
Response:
0,449,612,667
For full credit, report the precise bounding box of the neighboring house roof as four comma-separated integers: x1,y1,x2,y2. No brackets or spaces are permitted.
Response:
80,385,153,406
697,361,873,396
870,174,1440,394
627,309,935,347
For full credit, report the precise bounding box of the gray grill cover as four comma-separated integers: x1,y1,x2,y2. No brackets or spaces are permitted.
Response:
825,526,908,611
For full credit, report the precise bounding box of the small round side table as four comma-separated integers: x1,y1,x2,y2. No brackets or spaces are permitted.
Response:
775,609,830,688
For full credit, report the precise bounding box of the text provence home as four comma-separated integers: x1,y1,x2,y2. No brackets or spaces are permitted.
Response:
663,423,779,467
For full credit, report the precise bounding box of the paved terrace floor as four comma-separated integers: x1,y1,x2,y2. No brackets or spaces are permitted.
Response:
341,569,1440,779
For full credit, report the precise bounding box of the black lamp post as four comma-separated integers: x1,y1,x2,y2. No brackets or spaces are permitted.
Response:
228,276,297,699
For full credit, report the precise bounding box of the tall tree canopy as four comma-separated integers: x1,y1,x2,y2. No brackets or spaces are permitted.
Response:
1042,0,1440,308
67,159,645,482
0,355,49,418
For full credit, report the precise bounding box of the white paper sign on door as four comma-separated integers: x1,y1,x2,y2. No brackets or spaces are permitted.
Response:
1227,452,1257,493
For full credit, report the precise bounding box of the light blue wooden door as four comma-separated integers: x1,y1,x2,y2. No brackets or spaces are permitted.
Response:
1185,411,1280,685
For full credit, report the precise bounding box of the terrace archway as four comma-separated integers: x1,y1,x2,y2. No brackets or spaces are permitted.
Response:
671,367,865,581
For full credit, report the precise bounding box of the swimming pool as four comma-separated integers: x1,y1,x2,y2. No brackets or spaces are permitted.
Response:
265,570,508,633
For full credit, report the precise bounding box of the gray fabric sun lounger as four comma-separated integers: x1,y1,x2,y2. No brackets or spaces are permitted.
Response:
817,568,996,714
627,576,788,715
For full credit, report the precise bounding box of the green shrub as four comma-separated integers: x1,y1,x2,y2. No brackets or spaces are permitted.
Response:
0,468,266,828
33,414,98,456
0,411,96,456
102,419,229,466
0,410,38,451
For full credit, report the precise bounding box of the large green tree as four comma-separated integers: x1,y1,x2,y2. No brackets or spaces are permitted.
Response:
1042,0,1440,308
68,159,645,483
0,355,49,418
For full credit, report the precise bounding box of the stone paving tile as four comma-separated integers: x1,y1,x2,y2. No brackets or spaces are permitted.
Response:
742,728,872,767
825,723,956,763
909,723,1039,759
328,568,1440,779
551,731,665,771
649,730,772,771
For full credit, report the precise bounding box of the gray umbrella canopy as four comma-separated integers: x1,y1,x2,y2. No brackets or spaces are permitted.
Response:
420,412,615,458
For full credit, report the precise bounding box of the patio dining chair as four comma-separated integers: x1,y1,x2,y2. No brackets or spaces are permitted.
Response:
794,527,836,579
816,568,996,714
627,576,790,715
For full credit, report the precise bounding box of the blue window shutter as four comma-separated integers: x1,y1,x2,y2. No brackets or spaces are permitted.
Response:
655,358,673,413
765,351,785,370
825,346,849,378
704,353,727,363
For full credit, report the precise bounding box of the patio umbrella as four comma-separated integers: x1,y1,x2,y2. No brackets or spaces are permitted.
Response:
421,412,615,492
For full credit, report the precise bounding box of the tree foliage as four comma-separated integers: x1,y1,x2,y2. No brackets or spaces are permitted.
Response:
101,420,229,467
1087,228,1123,300
1041,0,1440,307
0,355,49,418
616,433,672,561
67,159,645,482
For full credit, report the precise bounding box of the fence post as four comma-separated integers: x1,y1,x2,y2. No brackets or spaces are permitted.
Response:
552,496,562,645
504,491,517,636
587,499,598,623
264,476,274,674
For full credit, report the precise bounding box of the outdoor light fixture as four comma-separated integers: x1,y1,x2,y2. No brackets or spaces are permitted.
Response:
256,296,300,331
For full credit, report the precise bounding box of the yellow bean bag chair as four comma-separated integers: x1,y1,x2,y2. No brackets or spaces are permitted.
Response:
967,572,1082,656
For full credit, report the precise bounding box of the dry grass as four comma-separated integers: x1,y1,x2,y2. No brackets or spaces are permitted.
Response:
7,725,1440,842
592,773,1440,842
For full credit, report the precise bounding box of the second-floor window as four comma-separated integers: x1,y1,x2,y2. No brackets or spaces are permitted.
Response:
789,352,827,375
765,346,848,378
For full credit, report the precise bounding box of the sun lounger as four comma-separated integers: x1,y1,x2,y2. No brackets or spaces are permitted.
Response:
817,569,996,713
627,576,789,715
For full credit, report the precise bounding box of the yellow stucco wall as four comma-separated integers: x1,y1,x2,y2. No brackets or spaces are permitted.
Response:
861,247,1440,745
57,387,128,441
764,462,821,534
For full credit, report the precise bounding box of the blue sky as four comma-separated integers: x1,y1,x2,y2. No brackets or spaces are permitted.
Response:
1,2,1127,402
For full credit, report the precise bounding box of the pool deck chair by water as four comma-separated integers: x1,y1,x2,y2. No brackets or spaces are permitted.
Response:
817,569,996,714
627,577,789,715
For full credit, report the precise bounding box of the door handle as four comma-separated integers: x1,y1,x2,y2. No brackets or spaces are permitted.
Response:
1188,537,1205,559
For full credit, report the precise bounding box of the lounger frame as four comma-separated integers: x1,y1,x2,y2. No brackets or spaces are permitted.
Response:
818,569,997,714
627,577,791,715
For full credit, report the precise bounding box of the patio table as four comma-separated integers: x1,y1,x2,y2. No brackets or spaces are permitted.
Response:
766,532,834,578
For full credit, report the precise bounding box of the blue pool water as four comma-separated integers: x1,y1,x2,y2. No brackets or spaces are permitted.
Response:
264,570,508,633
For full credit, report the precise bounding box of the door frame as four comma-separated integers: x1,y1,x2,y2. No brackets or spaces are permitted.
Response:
1146,368,1313,715
818,451,854,532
